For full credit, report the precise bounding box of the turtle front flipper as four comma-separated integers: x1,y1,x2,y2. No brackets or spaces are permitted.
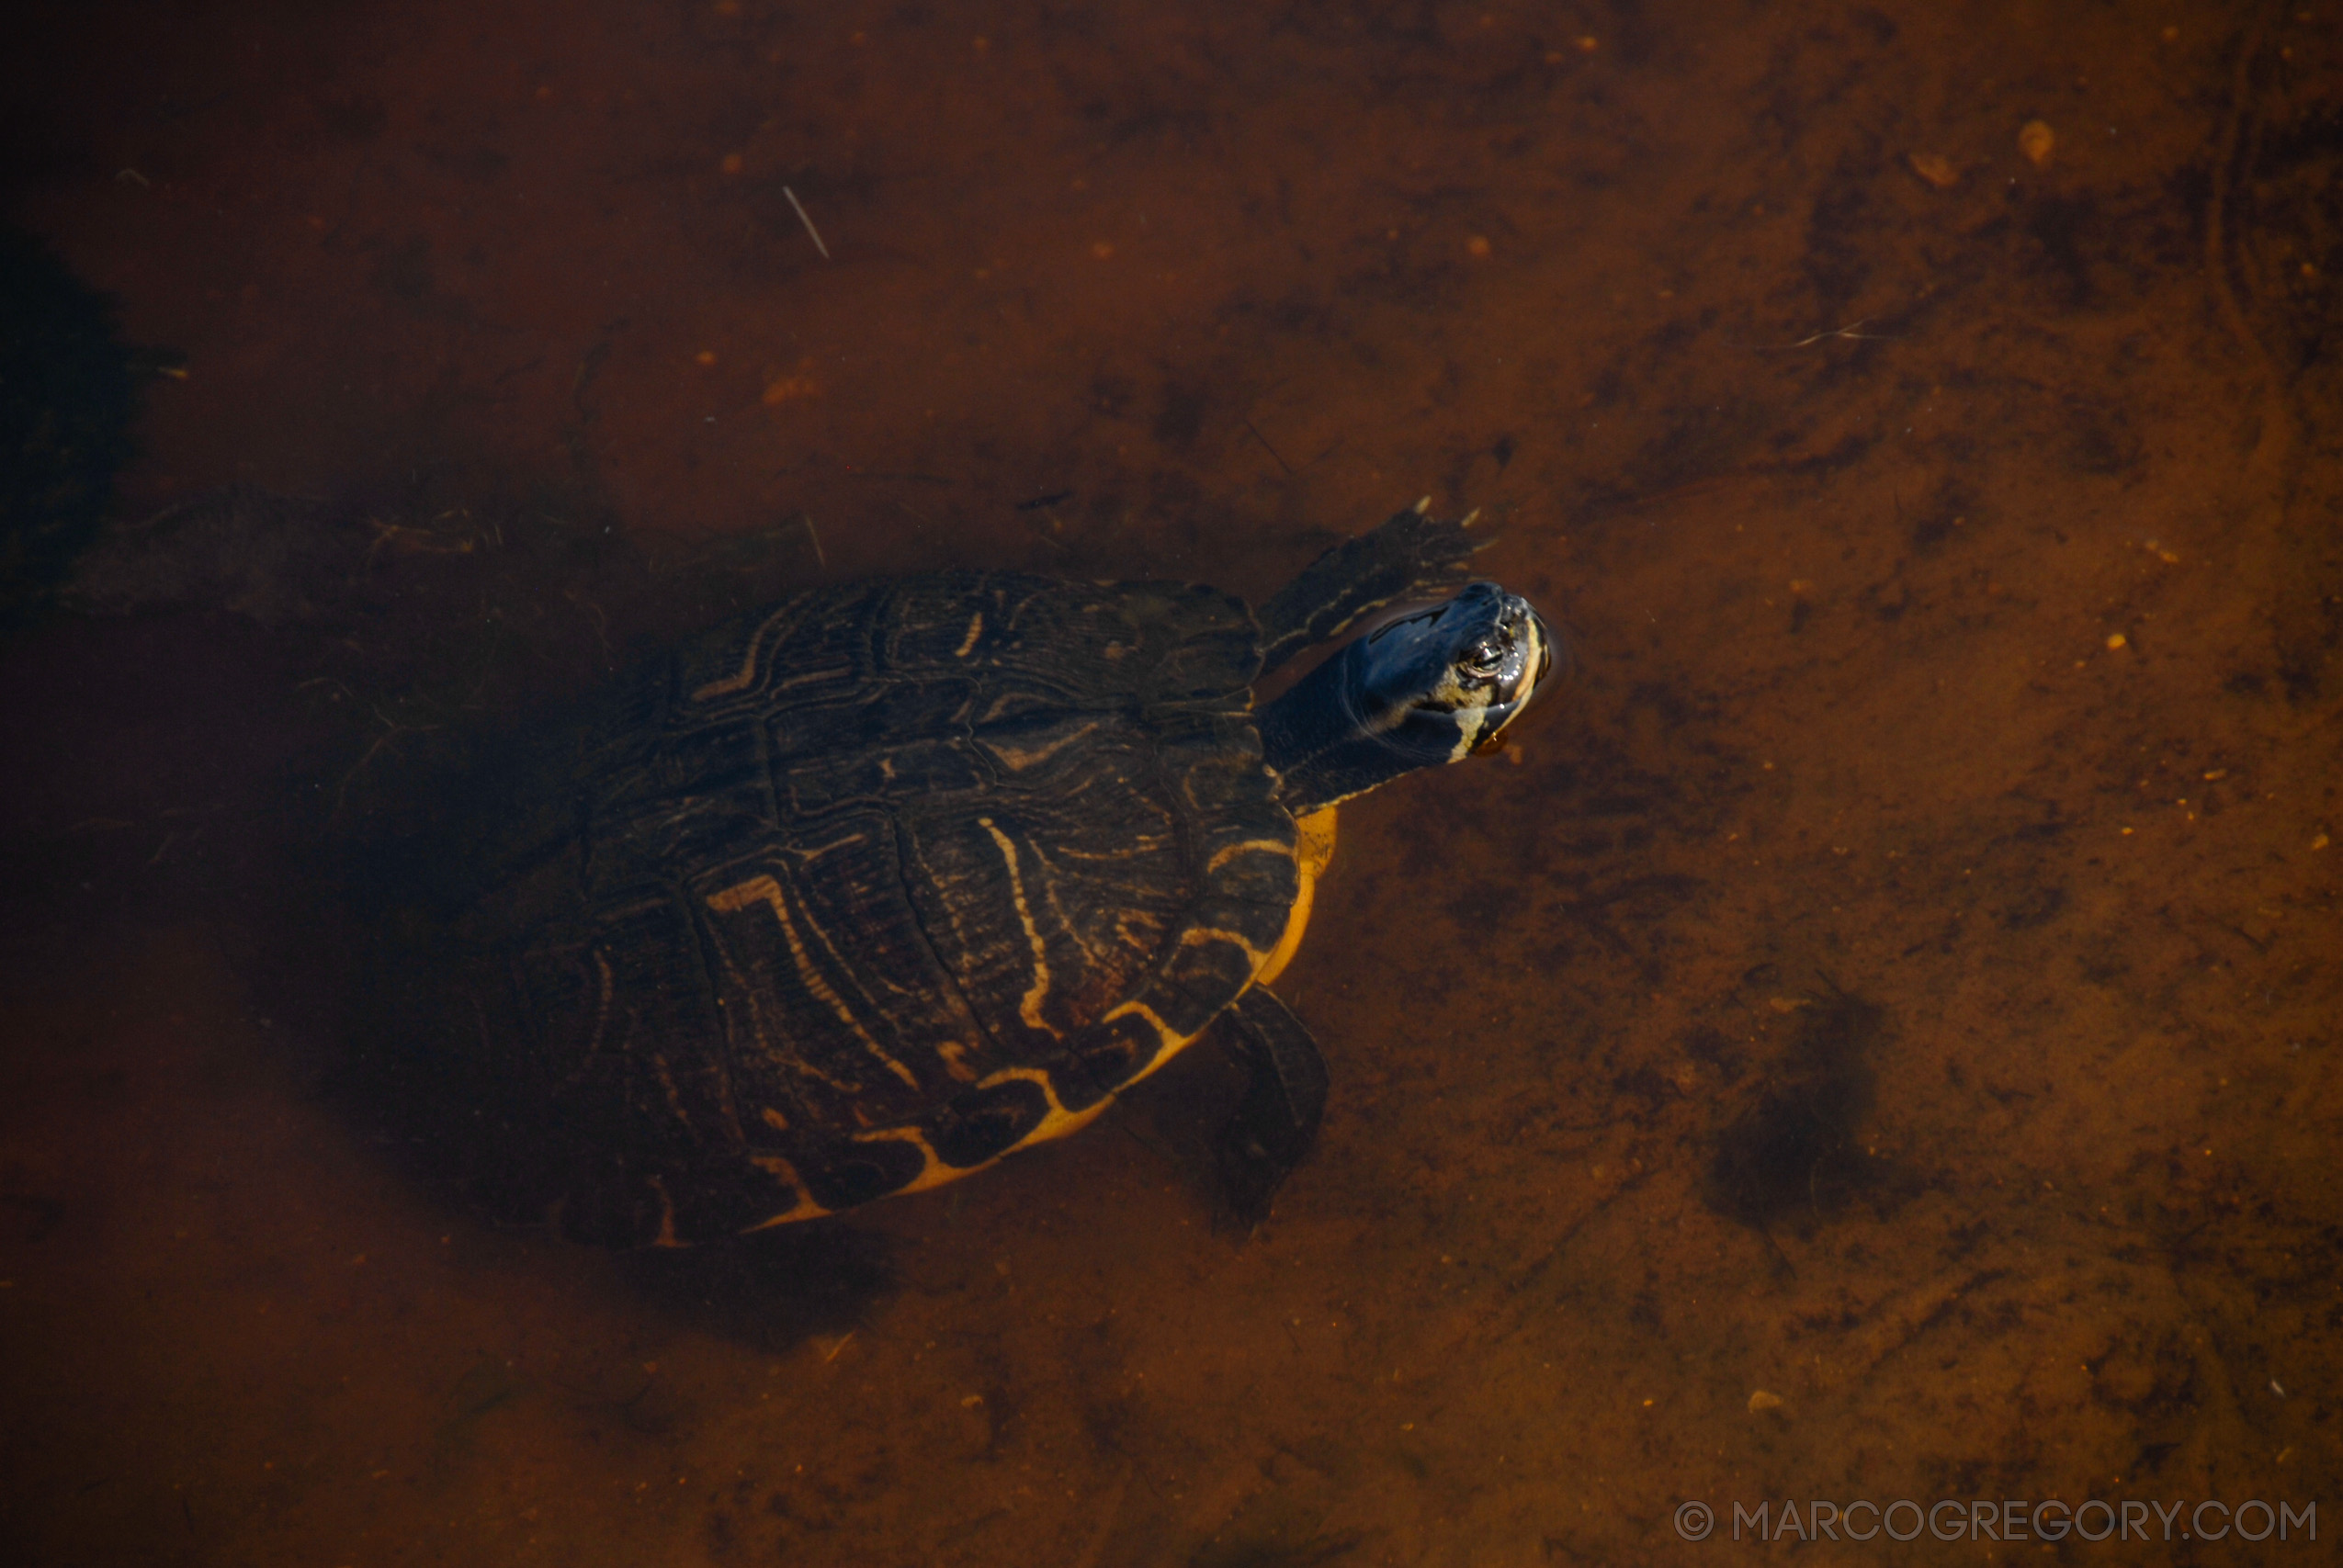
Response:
1214,986,1330,1224
1253,500,1486,675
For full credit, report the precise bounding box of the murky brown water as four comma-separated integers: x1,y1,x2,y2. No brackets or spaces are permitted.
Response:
5,1,2340,1562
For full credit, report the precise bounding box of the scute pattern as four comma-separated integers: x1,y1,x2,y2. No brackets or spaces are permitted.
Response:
449,571,1300,1244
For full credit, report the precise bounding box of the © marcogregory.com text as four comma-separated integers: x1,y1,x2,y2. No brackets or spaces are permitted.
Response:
1669,1497,2316,1544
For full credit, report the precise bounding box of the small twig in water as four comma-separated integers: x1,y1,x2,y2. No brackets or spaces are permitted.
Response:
1241,415,1296,477
783,186,830,259
800,513,827,570
1760,319,1895,351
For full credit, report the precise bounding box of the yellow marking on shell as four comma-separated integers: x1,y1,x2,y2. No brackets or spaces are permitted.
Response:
1032,843,1110,971
953,611,985,658
978,818,1061,1038
1181,926,1273,968
775,664,854,689
887,1067,1125,1198
760,1106,789,1133
935,1039,979,1081
741,1152,831,1231
981,718,1102,772
725,810,1343,1237
1099,999,1202,1091
736,1011,1219,1232
587,949,617,1062
1205,837,1294,874
977,1066,1115,1147
860,1128,953,1195
1257,807,1337,986
1296,808,1338,877
648,1176,684,1248
740,1069,1121,1232
689,603,799,701
706,874,922,1089
705,897,861,1097
742,1192,831,1231
1113,909,1166,957
1053,833,1172,863
650,1055,688,1121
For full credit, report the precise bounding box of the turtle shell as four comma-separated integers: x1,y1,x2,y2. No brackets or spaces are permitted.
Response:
438,571,1304,1244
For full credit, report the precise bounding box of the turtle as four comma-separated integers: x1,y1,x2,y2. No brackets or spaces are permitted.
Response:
390,501,1556,1245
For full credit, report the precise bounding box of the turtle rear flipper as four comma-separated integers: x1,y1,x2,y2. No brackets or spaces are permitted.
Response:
1214,986,1329,1225
1253,500,1488,675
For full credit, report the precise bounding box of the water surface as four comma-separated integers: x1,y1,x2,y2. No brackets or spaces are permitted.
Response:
3,2,2337,1562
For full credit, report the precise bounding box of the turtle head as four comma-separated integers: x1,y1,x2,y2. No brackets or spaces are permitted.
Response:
1259,581,1558,811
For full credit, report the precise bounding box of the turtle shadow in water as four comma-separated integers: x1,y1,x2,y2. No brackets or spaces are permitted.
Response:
294,931,899,1351
323,1028,901,1353
1701,984,1919,1237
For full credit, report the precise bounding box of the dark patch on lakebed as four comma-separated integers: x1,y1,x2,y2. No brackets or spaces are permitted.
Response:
1703,986,1914,1232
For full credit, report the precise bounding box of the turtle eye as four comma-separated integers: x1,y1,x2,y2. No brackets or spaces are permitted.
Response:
1458,635,1507,680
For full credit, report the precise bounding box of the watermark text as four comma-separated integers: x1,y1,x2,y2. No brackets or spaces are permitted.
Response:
1671,1497,2315,1545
